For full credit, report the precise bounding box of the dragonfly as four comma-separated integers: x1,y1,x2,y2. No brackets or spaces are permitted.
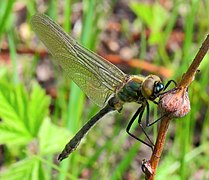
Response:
31,14,175,161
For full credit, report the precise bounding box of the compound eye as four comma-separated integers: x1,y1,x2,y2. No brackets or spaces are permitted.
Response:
141,75,163,99
154,82,164,94
141,78,155,98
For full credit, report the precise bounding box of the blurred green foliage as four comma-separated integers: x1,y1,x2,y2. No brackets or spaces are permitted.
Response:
130,2,169,45
0,0,209,180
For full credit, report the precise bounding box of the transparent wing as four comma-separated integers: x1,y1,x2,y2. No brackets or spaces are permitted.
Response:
31,14,126,107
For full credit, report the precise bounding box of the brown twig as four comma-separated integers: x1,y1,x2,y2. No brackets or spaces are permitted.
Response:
143,34,209,180
101,54,173,78
0,47,173,79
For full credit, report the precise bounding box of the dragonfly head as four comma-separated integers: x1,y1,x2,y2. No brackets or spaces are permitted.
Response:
141,75,164,101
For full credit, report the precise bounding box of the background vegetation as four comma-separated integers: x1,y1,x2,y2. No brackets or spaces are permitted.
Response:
0,0,208,179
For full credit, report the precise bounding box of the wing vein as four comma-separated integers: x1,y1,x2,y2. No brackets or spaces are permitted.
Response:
31,14,126,106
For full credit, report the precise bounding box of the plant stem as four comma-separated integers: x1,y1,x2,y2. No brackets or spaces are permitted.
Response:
144,34,209,180
179,34,209,88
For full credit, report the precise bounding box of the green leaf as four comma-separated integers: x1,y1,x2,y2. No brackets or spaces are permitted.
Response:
0,123,31,145
28,83,50,136
0,157,46,180
152,3,169,33
130,2,153,27
130,2,169,44
0,82,32,145
0,81,50,146
149,31,162,44
38,117,70,155
0,66,7,78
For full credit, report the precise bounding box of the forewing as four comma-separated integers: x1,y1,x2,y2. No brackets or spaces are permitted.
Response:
31,14,126,107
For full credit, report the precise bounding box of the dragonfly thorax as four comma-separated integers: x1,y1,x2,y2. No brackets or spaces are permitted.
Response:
116,75,164,104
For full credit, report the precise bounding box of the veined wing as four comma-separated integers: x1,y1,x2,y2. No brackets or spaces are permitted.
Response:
31,14,126,107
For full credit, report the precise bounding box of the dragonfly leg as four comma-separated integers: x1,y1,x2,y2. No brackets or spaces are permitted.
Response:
146,79,177,126
158,80,177,97
145,101,171,127
126,105,154,150
146,112,170,127
138,102,154,147
164,80,177,91
153,100,158,105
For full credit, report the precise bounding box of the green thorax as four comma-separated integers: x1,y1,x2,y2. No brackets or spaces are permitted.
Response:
116,75,145,103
